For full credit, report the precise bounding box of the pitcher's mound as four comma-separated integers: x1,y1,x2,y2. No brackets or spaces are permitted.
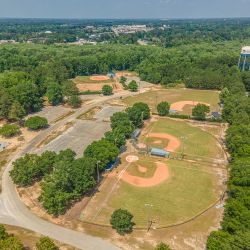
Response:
137,143,146,148
90,76,110,81
138,165,147,173
154,140,162,144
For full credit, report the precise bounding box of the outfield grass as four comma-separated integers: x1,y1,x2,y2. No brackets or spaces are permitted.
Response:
142,118,222,160
122,88,220,115
71,76,114,84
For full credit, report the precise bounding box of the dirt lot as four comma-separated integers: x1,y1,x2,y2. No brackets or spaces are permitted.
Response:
76,82,124,92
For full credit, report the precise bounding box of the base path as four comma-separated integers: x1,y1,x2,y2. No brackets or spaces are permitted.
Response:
148,133,180,152
121,162,169,187
90,76,110,80
170,101,210,112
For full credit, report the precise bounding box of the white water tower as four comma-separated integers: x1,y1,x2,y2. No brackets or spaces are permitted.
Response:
238,46,250,71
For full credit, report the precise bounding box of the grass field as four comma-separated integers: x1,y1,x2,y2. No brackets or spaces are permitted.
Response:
70,76,114,84
81,118,225,227
122,88,220,115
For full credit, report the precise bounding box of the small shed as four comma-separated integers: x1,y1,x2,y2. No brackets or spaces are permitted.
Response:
211,112,221,119
133,129,141,138
169,109,178,114
151,148,169,158
107,72,116,78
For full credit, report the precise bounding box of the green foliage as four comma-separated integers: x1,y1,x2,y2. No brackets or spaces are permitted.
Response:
0,124,20,137
38,155,96,214
36,237,58,250
105,130,126,148
219,87,229,102
9,101,26,121
62,81,79,96
155,242,172,250
84,138,119,171
157,101,170,116
9,151,56,186
192,103,210,120
102,84,113,95
125,106,143,127
133,102,150,119
207,231,231,250
110,112,130,129
110,209,134,234
0,224,8,240
46,82,62,104
0,235,24,250
128,80,138,91
69,95,81,107
24,116,48,129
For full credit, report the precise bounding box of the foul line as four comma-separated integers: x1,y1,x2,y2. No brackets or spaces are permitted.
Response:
92,161,132,222
143,117,159,143
139,159,226,176
209,91,216,105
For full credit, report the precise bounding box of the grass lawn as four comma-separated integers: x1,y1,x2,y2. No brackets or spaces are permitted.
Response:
141,118,222,160
122,88,220,115
70,76,114,84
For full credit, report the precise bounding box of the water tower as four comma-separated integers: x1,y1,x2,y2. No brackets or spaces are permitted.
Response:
238,46,250,71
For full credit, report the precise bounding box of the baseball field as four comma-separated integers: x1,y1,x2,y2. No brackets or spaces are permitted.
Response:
122,88,220,115
80,118,225,227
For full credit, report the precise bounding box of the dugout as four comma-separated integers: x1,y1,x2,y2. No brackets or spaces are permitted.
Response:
151,148,170,158
133,129,141,138
169,109,178,114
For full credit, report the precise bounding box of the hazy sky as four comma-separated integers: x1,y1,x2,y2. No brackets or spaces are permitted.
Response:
0,0,249,19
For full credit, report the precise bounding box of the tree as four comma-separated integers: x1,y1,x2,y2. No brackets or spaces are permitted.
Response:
46,82,62,104
133,102,150,119
24,116,48,129
84,138,119,171
157,101,170,116
62,81,79,96
155,242,173,250
9,101,26,121
110,112,130,129
206,231,231,250
125,106,143,127
192,103,210,120
128,80,138,91
69,95,81,107
0,90,13,119
0,235,24,250
0,124,20,137
110,209,134,234
219,87,229,102
105,130,126,148
102,85,113,95
120,76,127,84
36,237,58,250
0,224,8,240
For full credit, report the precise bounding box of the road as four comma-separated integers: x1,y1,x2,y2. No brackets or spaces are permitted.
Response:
0,91,141,250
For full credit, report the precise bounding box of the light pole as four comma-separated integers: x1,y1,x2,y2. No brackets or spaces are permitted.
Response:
220,123,223,140
115,138,117,147
181,137,188,160
130,121,133,138
155,95,158,110
188,107,190,123
145,204,153,233
142,111,144,123
96,160,100,183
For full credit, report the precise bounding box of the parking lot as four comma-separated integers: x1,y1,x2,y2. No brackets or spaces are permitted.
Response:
32,105,124,158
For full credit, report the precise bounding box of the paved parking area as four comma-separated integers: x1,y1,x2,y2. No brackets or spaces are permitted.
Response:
25,106,73,123
94,106,124,120
0,142,11,152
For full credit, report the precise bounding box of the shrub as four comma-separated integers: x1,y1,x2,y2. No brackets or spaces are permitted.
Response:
24,116,48,129
0,124,20,137
102,85,113,95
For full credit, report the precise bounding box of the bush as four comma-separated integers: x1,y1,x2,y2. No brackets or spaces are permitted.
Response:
167,114,188,119
102,85,113,95
24,116,48,129
157,101,170,116
128,80,138,91
155,242,172,250
79,90,102,95
110,209,134,234
36,237,58,250
69,95,81,107
0,124,20,137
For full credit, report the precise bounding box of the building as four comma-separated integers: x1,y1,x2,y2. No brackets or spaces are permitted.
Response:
107,72,116,78
211,112,221,119
45,31,52,34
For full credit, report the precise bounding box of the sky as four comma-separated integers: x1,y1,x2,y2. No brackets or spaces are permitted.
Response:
0,0,249,19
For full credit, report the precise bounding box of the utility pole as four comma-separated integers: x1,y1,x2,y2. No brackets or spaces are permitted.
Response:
188,108,190,123
181,137,188,160
145,204,153,233
155,95,158,110
130,121,133,139
142,111,144,123
220,123,223,140
96,160,101,183
115,138,117,147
